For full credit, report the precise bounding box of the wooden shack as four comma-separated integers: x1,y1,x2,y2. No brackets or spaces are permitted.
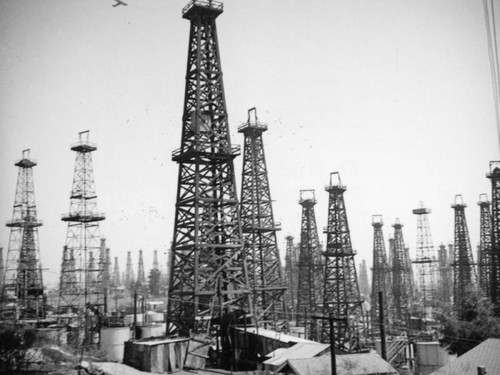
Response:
124,337,190,373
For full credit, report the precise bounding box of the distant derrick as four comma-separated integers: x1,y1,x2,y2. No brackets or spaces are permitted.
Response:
437,244,452,306
477,194,492,297
284,235,298,321
358,259,370,299
137,250,146,285
487,162,500,316
238,108,287,329
296,190,322,341
391,219,411,328
153,250,159,271
371,215,390,333
320,173,363,352
451,195,476,314
125,251,134,288
167,0,252,340
2,149,45,321
412,202,437,317
112,256,121,287
58,131,105,346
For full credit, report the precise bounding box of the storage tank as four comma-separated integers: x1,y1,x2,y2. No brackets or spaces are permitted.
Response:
100,327,132,362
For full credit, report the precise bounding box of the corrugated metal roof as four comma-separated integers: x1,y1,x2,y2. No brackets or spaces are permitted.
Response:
287,353,399,375
263,342,330,368
431,338,500,375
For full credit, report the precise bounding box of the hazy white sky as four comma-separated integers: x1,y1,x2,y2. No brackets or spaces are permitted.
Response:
0,0,498,287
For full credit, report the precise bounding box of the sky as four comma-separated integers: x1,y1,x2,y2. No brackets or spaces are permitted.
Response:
0,0,499,288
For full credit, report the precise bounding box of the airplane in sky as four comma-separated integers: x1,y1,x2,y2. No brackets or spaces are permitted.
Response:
112,0,128,7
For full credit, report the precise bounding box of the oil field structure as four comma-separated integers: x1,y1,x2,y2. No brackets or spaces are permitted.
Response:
1,1,500,375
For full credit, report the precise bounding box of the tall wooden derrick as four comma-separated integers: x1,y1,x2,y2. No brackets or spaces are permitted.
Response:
371,215,390,333
451,195,477,315
239,108,287,329
321,173,363,351
167,0,252,339
391,219,411,328
58,131,105,346
437,244,452,306
412,202,437,318
296,190,322,341
2,149,45,321
284,235,298,321
487,162,500,316
477,194,492,297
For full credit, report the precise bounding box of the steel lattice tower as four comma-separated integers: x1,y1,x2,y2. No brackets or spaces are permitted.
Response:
477,194,492,296
167,1,252,338
371,215,390,332
2,149,45,321
321,173,363,351
412,202,437,318
58,131,105,346
487,162,500,315
125,251,134,288
391,219,411,328
296,190,322,341
284,235,297,321
437,244,452,305
137,250,146,285
238,107,287,329
451,195,476,314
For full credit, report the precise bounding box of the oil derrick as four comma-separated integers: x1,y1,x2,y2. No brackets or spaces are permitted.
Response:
412,202,437,319
58,131,105,346
297,190,322,341
321,173,363,351
100,239,111,294
125,251,134,288
487,161,500,315
112,257,120,287
437,244,452,305
153,250,159,270
477,194,492,296
451,195,477,314
358,260,370,298
0,248,4,293
238,107,287,329
2,149,45,321
371,215,390,333
391,219,411,328
137,250,146,285
284,235,297,321
167,0,252,339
